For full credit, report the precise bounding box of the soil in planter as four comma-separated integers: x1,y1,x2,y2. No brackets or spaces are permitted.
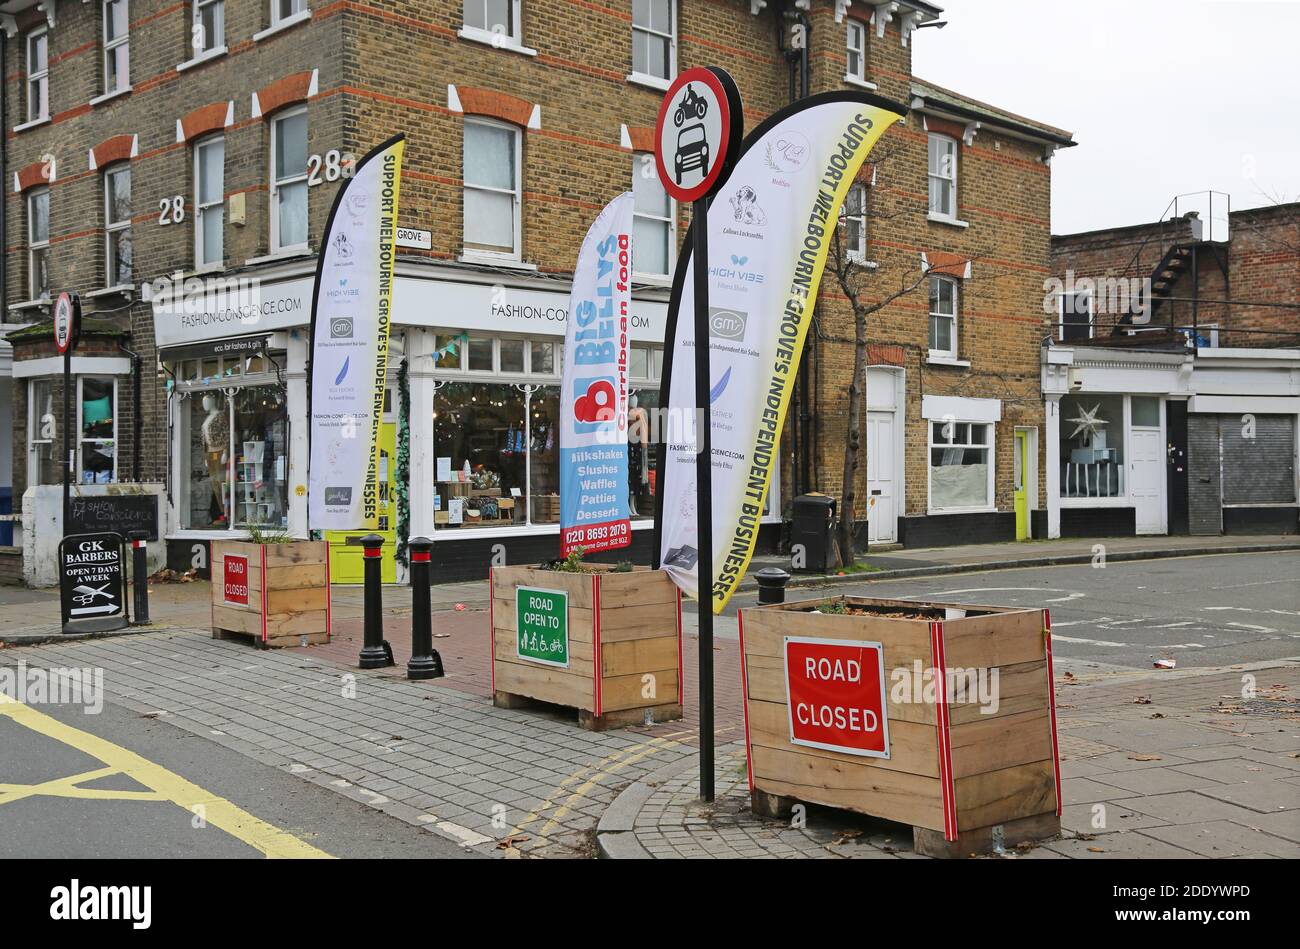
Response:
806,600,978,621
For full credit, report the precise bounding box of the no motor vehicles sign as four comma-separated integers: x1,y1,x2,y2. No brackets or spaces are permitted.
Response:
784,636,890,758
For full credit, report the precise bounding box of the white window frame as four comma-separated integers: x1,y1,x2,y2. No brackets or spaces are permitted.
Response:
629,0,676,89
927,133,958,219
28,187,50,300
26,28,49,123
1057,289,1094,342
194,135,224,268
192,0,224,55
632,152,674,281
102,0,130,94
843,182,868,263
270,106,310,254
927,419,996,515
845,19,866,82
104,164,132,288
462,0,521,44
27,377,57,488
77,376,119,484
928,274,958,359
462,117,522,263
1059,394,1143,507
272,0,309,26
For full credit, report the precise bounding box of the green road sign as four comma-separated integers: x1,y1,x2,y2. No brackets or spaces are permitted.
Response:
516,586,569,667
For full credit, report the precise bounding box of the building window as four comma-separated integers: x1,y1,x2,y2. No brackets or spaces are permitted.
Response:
26,29,49,123
928,275,957,357
633,154,673,278
843,182,868,262
272,0,308,25
193,0,224,54
464,0,519,43
79,377,117,484
929,420,993,511
1060,394,1125,499
28,379,58,486
104,165,132,287
846,19,866,81
195,136,224,267
271,107,309,252
103,0,130,93
462,118,521,260
927,133,957,218
1058,289,1093,342
631,0,674,83
28,188,50,299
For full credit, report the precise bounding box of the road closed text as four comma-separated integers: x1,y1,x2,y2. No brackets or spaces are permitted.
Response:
784,638,890,758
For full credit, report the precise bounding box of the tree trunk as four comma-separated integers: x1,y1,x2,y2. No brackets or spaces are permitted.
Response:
837,314,869,566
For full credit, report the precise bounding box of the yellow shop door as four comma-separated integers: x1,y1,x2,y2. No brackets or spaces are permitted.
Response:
1014,429,1030,541
326,421,398,584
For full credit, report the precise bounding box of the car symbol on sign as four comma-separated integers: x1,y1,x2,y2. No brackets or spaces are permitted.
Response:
675,124,709,185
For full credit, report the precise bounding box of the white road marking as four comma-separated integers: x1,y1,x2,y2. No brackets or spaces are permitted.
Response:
432,821,492,847
1051,634,1129,647
1226,622,1278,634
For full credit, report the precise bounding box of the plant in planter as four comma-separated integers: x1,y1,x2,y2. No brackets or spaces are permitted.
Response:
210,520,331,649
738,594,1062,858
490,551,683,730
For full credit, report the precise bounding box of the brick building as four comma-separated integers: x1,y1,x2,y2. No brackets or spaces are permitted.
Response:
1,0,1073,584
1046,196,1299,538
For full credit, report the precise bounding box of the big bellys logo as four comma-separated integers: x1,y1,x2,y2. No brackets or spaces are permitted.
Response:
570,233,630,437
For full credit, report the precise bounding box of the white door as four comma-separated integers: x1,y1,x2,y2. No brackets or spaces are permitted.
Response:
866,411,896,543
1130,428,1166,535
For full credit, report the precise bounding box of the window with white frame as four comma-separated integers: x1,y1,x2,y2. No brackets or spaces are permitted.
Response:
271,108,309,252
927,133,957,218
272,0,308,26
633,153,673,278
28,188,50,299
929,420,993,511
845,19,866,82
462,118,521,259
103,0,130,93
464,0,519,43
194,136,224,267
26,28,49,123
842,182,868,262
79,377,118,484
104,165,132,287
1058,289,1093,342
928,275,958,357
632,0,674,83
193,0,224,55
28,378,58,486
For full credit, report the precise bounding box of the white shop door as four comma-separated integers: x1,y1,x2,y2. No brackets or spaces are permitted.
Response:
1131,427,1166,535
866,411,897,544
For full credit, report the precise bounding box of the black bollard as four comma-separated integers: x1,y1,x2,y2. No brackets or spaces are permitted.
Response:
754,567,791,605
406,537,444,680
358,533,394,668
128,529,150,625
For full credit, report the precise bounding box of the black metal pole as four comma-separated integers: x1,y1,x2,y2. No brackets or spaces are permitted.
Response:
358,533,393,668
128,529,149,625
693,197,714,803
62,346,72,532
406,536,443,680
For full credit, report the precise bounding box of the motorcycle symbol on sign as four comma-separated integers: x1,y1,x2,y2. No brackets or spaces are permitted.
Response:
672,84,709,127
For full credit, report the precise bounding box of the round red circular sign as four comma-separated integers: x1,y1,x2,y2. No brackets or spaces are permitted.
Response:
54,292,75,354
654,67,735,203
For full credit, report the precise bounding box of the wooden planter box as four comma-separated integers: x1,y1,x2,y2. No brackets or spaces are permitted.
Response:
490,564,682,730
210,540,331,648
739,595,1062,858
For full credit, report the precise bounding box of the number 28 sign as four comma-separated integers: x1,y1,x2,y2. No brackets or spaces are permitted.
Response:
784,636,891,758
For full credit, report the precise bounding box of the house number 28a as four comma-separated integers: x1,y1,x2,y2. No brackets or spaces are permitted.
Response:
159,196,186,225
307,150,355,186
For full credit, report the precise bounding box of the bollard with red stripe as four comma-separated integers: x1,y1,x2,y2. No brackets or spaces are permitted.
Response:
358,533,394,668
406,537,444,680
128,529,150,626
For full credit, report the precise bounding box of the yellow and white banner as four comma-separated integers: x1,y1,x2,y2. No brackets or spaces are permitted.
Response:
659,93,904,612
308,134,405,530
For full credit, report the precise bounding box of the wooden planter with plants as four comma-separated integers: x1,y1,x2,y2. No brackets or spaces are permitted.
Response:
490,560,682,730
739,595,1062,858
210,539,331,649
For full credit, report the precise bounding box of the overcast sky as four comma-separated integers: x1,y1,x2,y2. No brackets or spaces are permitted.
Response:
910,0,1300,236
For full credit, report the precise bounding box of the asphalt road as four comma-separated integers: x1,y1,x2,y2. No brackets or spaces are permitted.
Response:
0,696,480,859
724,551,1300,671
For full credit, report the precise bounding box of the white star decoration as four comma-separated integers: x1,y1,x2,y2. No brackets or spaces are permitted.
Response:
1067,403,1109,442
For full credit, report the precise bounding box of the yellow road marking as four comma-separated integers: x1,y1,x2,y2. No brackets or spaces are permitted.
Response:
0,695,332,859
0,766,168,804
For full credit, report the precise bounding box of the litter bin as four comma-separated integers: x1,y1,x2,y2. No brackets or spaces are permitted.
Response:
790,493,837,572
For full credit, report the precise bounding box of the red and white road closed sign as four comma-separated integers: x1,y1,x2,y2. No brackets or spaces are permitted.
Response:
784,636,890,758
223,555,249,606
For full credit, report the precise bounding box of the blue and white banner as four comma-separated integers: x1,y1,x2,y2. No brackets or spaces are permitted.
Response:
559,192,634,556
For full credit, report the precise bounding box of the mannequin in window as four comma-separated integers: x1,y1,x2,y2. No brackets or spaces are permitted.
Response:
201,394,228,524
